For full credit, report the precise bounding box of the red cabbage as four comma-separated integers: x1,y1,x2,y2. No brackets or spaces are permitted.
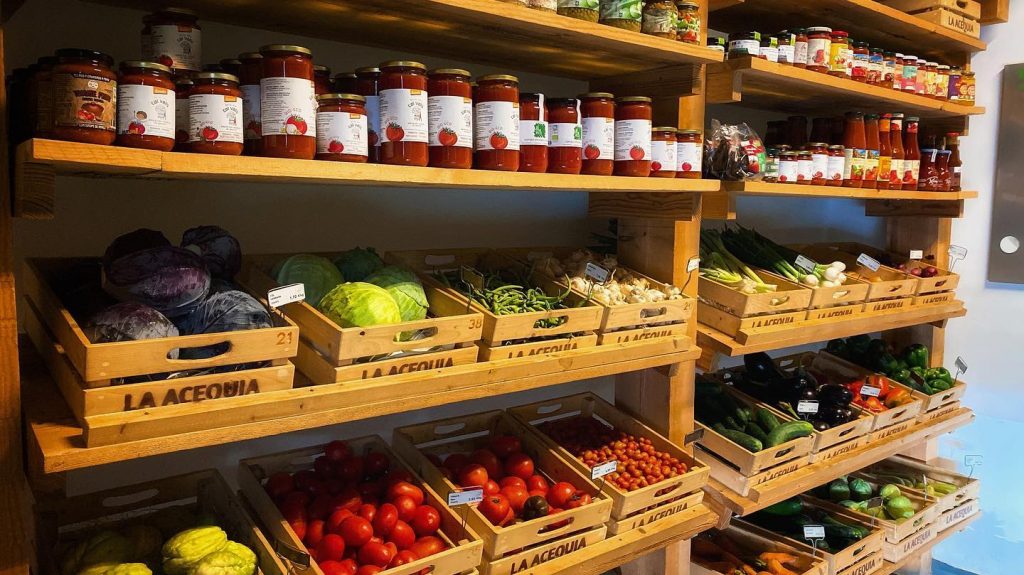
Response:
86,302,180,358
103,246,210,317
181,225,241,280
177,290,272,359
102,229,170,269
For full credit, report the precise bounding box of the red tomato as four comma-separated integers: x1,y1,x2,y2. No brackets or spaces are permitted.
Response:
335,456,365,482
457,464,489,489
490,435,522,459
499,476,527,490
442,453,469,474
308,494,334,521
500,507,515,527
316,534,346,562
388,520,416,549
355,567,382,575
357,503,376,523
393,495,418,523
501,485,529,513
281,501,308,524
305,519,326,546
289,519,306,541
282,490,311,510
565,491,592,509
358,481,383,501
410,505,441,536
368,536,384,546
372,503,398,536
317,560,347,575
390,549,419,567
325,440,352,463
526,475,549,493
364,452,391,478
387,481,424,506
357,541,395,568
478,494,511,525
409,536,447,559
326,509,354,534
470,449,502,478
338,516,373,547
546,482,577,508
330,490,362,514
547,506,563,516
385,469,414,487
314,456,335,478
504,453,535,480
266,472,295,499
483,480,501,496
338,559,358,575
293,470,319,492
528,489,547,499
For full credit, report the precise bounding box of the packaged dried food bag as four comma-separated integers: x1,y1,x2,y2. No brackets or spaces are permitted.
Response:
704,120,768,181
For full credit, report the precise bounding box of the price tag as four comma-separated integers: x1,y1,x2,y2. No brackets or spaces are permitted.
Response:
584,262,610,284
797,400,819,414
955,356,968,374
591,460,618,480
857,253,881,272
860,385,881,398
687,257,701,273
460,266,485,291
909,250,924,260
684,428,705,445
964,455,983,467
794,254,817,274
268,283,305,308
447,488,483,506
948,245,968,260
803,525,825,540
867,497,884,508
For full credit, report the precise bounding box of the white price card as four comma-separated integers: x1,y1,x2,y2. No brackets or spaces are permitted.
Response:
447,488,483,506
803,525,825,540
591,460,618,480
857,253,881,272
909,250,924,260
687,257,701,273
964,455,983,467
860,385,881,397
955,356,968,374
794,254,817,274
268,283,305,308
797,400,819,414
584,262,610,283
460,266,485,291
948,245,968,260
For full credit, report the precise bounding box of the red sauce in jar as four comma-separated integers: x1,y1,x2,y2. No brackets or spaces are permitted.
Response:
355,67,381,163
806,27,832,73
475,74,520,172
650,126,677,177
314,65,331,95
676,129,702,178
333,73,357,94
260,45,316,159
842,111,866,188
116,60,176,151
519,93,548,173
580,92,615,175
51,49,117,145
189,72,243,155
29,56,56,138
174,77,191,151
826,145,845,186
143,8,201,73
808,142,829,185
427,69,473,169
796,149,813,184
315,93,368,162
380,61,429,166
547,97,583,175
614,96,652,177
238,52,263,155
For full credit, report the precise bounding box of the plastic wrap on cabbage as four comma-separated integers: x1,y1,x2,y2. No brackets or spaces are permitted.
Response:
102,229,171,269
104,247,210,317
86,303,180,357
181,226,241,280
365,266,428,322
333,247,384,282
704,120,767,181
274,254,344,308
318,282,403,328
177,291,272,360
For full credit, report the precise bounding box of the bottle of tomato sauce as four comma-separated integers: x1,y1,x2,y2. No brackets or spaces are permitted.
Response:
315,93,368,163
51,48,117,145
519,93,548,173
259,45,316,159
238,52,263,156
116,61,176,151
354,67,382,163
614,96,653,177
547,97,583,174
842,111,866,188
380,61,429,166
427,69,473,169
580,92,615,175
475,74,520,171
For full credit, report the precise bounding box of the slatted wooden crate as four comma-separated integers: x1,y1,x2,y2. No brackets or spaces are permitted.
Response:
829,242,960,296
914,7,981,37
796,245,919,303
238,435,483,575
697,301,808,339
880,0,981,19
690,523,828,575
865,455,980,515
606,490,705,535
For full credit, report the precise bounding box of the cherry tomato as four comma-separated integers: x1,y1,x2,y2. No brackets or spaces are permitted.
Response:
565,491,592,509
280,500,307,524
316,533,346,562
266,472,295,499
326,509,354,534
546,482,576,509
457,464,489,489
470,449,502,478
499,507,515,527
325,440,352,463
500,476,527,490
501,485,529,513
443,453,469,474
293,470,319,492
478,494,511,525
357,503,376,523
317,560,347,575
504,453,535,480
337,559,358,575
289,519,306,541
490,435,522,459
364,452,391,478
483,480,501,496
335,456,365,482
409,535,446,559
385,469,414,487
358,541,395,568
338,516,373,547
387,481,425,506
305,519,326,546
410,505,441,536
330,490,362,514
282,490,310,510
314,456,335,478
372,503,399,536
355,566,382,575
388,520,416,549
526,475,549,494
390,549,419,567
393,495,418,522
308,494,334,521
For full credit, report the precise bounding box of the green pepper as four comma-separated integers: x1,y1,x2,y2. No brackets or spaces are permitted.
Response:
903,344,930,370
928,378,953,392
890,368,912,385
826,338,848,357
895,359,909,371
922,380,936,395
867,338,890,358
910,366,926,379
848,335,872,359
924,367,953,384
875,352,899,374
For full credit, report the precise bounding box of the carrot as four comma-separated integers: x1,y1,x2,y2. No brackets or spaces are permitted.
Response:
740,565,758,575
767,559,799,575
759,552,799,565
758,572,774,575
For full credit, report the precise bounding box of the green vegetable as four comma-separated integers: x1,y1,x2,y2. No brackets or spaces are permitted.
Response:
756,407,781,432
879,484,902,501
162,527,229,575
885,496,916,520
318,282,403,328
274,254,344,308
364,266,428,322
699,229,778,293
847,335,872,360
723,415,744,431
825,338,847,357
904,344,930,370
188,541,256,575
924,367,953,384
61,531,134,575
745,420,769,444
760,498,803,516
765,420,814,447
828,479,851,502
849,478,873,502
715,427,763,452
332,247,384,282
78,564,152,575
821,514,868,540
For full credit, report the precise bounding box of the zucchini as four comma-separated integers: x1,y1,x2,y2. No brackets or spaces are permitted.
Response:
765,420,814,447
760,498,804,516
756,407,781,432
716,427,763,452
745,420,769,444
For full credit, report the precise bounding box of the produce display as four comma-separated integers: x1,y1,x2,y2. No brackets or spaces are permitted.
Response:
845,373,915,413
705,227,849,289
435,265,574,328
529,249,684,305
700,229,778,294
696,375,813,453
826,337,957,395
811,476,919,522
692,530,810,575
859,467,960,500
746,497,872,553
263,439,451,571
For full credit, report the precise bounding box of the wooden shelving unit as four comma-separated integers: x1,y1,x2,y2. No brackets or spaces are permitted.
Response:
718,182,978,201
876,512,980,575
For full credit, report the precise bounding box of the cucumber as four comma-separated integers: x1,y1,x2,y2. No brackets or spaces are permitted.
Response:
745,420,769,444
756,407,781,432
716,427,763,452
765,420,814,447
724,415,745,431
822,514,867,540
760,498,804,516
736,406,753,425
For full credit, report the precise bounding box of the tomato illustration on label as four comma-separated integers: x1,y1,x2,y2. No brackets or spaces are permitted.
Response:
127,121,146,135
78,109,95,121
651,161,662,172
490,132,509,150
864,166,878,180
328,139,345,153
903,170,914,183
779,174,788,182
200,125,219,141
813,170,824,178
386,122,405,142
438,127,458,147
629,145,645,160
369,130,379,146
681,162,693,172
797,173,807,181
285,115,308,135
82,102,105,118
584,144,601,160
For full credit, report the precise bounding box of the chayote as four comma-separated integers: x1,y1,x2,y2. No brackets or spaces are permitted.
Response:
77,563,152,575
123,525,163,560
62,531,134,575
189,541,256,575
162,527,228,575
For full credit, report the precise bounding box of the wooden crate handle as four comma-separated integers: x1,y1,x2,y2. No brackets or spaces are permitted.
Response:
831,290,851,300
956,0,968,7
638,306,669,319
768,295,791,307
432,422,469,437
100,487,162,509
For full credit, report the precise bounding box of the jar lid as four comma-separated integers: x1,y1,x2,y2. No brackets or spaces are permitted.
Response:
678,129,702,135
333,72,357,79
729,31,761,41
616,96,652,103
865,113,879,119
845,111,864,118
429,68,471,77
831,30,849,38
653,126,678,132
806,26,832,33
853,40,867,48
789,27,806,33
675,1,699,7
964,70,975,75
945,131,961,137
707,37,726,46
155,7,198,17
781,151,798,157
477,74,518,83
548,97,580,107
194,71,239,83
318,93,365,102
238,52,262,60
808,141,829,147
828,144,844,150
55,48,114,66
904,54,917,59
891,112,904,118
220,58,242,66
314,65,331,73
777,144,792,150
950,66,962,72
380,60,427,71
579,91,615,99
938,65,950,70
355,66,381,74
120,60,173,74
36,56,57,67
260,45,313,56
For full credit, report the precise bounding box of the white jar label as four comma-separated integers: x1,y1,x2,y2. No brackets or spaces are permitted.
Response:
549,122,582,148
428,95,472,148
475,101,519,151
189,93,243,143
147,24,201,72
651,140,676,172
614,119,651,162
904,159,920,185
520,120,548,147
677,141,701,173
794,40,808,65
728,39,760,57
261,77,316,138
778,161,798,183
797,158,813,182
364,95,381,148
240,84,261,142
890,158,904,186
380,88,428,144
316,111,368,156
827,154,845,183
117,84,175,139
808,38,830,68
582,117,614,160
761,46,779,63
811,152,829,181
778,44,795,64
175,97,189,144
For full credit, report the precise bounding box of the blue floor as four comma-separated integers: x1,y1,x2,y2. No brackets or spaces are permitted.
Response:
932,560,977,575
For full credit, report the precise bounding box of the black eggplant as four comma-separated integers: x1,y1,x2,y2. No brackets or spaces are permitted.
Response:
813,420,832,431
791,366,818,389
744,352,783,383
817,383,854,406
818,404,851,426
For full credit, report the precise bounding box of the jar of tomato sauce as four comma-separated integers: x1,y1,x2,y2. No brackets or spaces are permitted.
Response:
808,142,829,185
116,61,175,151
676,129,702,178
355,67,382,162
778,151,798,183
333,72,357,94
936,65,951,100
29,56,56,138
380,61,429,166
219,59,241,77
475,74,520,171
793,28,809,68
806,27,832,73
850,41,869,82
315,93,368,162
796,149,813,184
51,48,117,145
313,65,331,95
143,8,201,73
826,144,845,186
519,93,548,173
260,45,316,159
651,127,677,178
189,72,243,155
174,77,191,151
614,96,652,177
579,92,615,176
427,68,473,169
828,31,851,77
238,52,263,155
548,98,583,175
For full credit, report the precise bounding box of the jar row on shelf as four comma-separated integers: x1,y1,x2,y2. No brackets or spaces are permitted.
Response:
540,0,703,43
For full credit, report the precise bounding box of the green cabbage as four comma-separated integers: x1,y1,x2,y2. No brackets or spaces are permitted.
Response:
365,266,428,322
273,255,343,308
318,282,402,328
333,247,384,282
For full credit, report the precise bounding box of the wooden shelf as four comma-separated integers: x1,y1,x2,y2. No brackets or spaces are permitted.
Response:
718,181,978,201
708,0,986,61
22,337,700,474
706,58,985,118
703,406,975,516
876,512,980,575
89,0,721,79
697,300,966,356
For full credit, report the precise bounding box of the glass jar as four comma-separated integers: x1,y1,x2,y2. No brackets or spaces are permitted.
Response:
946,132,962,191
764,148,779,182
948,67,962,101
475,74,520,171
760,35,779,62
915,58,928,95
843,111,867,188
786,116,807,149
189,72,243,155
868,46,884,85
936,65,950,100
796,149,813,184
548,98,583,175
893,53,905,90
260,45,316,159
850,41,869,82
313,65,331,95
315,93,368,162
883,51,896,89
778,151,798,183
579,92,615,175
919,148,939,191
806,27,832,73
707,37,726,53
238,52,263,156
676,2,700,44
219,59,241,77
828,31,850,77
793,28,809,68
519,93,549,173
526,0,557,10
116,61,175,151
728,31,760,59
142,8,201,73
924,61,938,98
51,49,117,145
936,149,952,192
174,77,191,151
959,71,976,105
808,142,829,185
558,0,600,22
650,126,677,177
426,69,473,169
30,56,56,138
380,61,429,166
809,118,830,144
355,67,382,163
776,32,795,65
675,129,702,178
614,96,652,177
600,0,644,31
642,0,677,38
332,73,357,94
826,144,845,186
901,55,917,92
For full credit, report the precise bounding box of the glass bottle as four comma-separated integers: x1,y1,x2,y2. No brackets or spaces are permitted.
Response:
877,114,892,190
902,116,921,190
936,149,952,192
828,31,851,77
919,148,939,191
946,132,962,192
889,113,905,189
842,111,866,188
863,113,879,189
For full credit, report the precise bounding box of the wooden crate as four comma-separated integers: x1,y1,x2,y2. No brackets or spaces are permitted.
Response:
508,392,710,519
806,488,938,552
912,290,958,308
862,297,914,314
695,444,807,498
23,257,299,384
606,491,704,535
734,517,884,575
391,410,611,560
596,323,690,346
35,469,289,575
805,304,867,323
811,352,925,436
881,0,981,19
479,524,606,575
478,333,598,361
294,337,480,383
936,498,980,532
806,280,870,310
698,301,808,339
690,523,827,575
829,242,960,295
238,435,483,575
387,248,604,348
699,269,812,318
797,246,919,303
865,455,980,514
915,7,981,37
916,378,968,417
